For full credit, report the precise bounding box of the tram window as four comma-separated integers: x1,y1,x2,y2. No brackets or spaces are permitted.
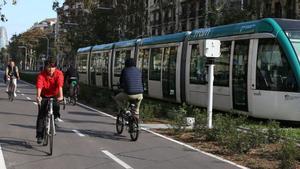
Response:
114,50,131,77
256,38,298,92
214,41,231,86
78,54,87,73
91,53,101,75
102,52,109,73
149,48,163,81
190,44,207,84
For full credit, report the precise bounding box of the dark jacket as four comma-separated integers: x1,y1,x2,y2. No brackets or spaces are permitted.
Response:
65,67,79,80
120,67,143,95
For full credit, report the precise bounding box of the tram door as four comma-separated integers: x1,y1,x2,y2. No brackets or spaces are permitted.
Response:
137,49,149,94
232,40,249,111
162,46,177,100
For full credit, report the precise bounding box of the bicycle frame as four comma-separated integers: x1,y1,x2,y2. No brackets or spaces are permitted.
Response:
46,98,56,136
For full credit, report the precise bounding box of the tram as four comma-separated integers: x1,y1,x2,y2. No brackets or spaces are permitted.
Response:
76,18,300,121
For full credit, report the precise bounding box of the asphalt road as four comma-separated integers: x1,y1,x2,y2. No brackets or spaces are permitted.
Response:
0,71,246,169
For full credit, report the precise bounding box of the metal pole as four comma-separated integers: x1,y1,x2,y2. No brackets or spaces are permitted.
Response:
25,47,27,70
204,0,209,28
45,37,49,59
207,63,214,129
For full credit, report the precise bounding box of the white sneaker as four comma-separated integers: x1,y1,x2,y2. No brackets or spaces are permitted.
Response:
55,118,63,122
14,93,17,97
5,89,8,92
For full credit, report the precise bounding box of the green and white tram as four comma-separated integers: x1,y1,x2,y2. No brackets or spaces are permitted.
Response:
185,18,300,121
76,18,300,121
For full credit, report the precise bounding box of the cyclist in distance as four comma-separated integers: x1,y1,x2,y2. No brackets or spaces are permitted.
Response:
64,64,79,98
35,57,64,144
114,58,143,120
5,60,20,97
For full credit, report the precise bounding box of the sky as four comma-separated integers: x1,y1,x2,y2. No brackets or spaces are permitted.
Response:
1,0,64,41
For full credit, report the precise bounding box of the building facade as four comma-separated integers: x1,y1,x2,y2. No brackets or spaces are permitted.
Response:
0,27,8,49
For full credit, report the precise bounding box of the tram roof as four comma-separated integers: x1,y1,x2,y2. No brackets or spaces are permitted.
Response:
114,39,137,49
187,18,287,41
92,43,114,51
139,32,190,46
77,46,92,53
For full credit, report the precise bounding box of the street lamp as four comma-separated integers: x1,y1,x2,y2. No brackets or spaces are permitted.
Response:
18,46,27,70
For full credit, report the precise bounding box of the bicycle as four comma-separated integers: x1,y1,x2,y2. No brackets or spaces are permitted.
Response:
38,97,65,155
7,75,15,102
115,100,140,141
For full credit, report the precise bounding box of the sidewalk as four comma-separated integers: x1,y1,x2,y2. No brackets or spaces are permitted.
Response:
140,123,173,129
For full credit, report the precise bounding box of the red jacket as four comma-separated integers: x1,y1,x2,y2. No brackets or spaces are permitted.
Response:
36,69,64,97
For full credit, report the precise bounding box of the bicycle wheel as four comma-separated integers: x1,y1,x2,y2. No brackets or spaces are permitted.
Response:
129,116,139,141
49,116,54,155
116,113,124,134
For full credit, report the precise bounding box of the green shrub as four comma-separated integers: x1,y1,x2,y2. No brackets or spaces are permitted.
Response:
248,125,267,148
170,104,188,133
267,120,281,144
20,72,37,84
193,109,207,137
279,139,299,169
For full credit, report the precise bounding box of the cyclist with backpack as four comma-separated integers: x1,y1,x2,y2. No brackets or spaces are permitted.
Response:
5,60,20,97
113,58,143,120
64,64,79,101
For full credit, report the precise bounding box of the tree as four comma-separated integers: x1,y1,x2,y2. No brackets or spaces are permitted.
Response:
0,0,17,21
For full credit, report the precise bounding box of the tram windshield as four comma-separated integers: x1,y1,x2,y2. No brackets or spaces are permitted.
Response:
286,31,300,60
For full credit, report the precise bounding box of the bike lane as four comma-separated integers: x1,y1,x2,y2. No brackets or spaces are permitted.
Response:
0,72,247,169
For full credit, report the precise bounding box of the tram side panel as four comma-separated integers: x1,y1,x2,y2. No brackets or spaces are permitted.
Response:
184,40,232,112
142,43,183,102
90,51,111,88
250,38,300,121
111,47,135,87
76,52,89,85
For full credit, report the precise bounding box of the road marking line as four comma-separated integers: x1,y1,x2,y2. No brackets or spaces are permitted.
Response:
72,130,85,137
21,94,24,96
26,97,31,100
102,150,133,169
33,102,38,105
143,128,249,169
17,90,20,92
0,145,7,169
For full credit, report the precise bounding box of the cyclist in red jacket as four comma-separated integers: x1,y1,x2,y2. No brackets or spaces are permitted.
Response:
35,57,64,144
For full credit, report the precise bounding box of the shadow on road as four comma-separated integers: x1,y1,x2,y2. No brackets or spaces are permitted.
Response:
68,111,101,117
0,137,49,156
78,129,130,142
0,111,36,118
10,124,36,130
63,118,114,126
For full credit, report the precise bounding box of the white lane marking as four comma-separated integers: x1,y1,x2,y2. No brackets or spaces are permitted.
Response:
0,145,7,169
26,97,31,100
17,90,20,92
72,130,85,137
77,102,116,119
21,94,24,96
102,150,133,169
33,102,38,105
143,128,249,169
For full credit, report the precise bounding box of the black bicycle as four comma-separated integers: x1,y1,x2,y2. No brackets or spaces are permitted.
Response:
116,101,139,141
7,75,15,102
38,98,65,155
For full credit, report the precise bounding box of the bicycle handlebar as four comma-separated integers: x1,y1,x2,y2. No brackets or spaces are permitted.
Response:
38,97,66,110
